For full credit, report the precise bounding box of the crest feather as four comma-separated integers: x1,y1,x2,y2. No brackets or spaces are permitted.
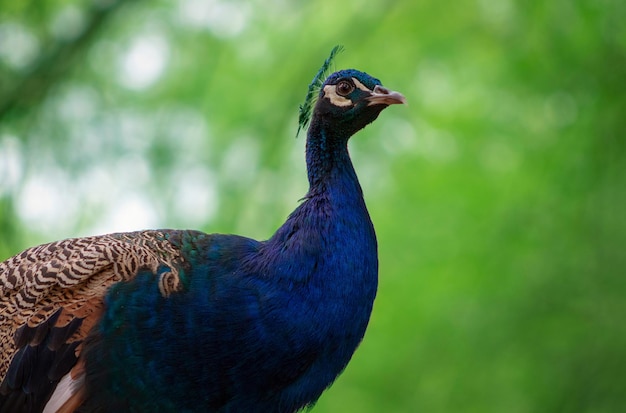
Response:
296,45,344,137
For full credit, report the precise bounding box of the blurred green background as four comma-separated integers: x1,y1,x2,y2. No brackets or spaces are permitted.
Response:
1,0,625,411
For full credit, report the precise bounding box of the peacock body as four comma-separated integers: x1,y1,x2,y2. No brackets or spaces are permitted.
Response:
0,57,405,413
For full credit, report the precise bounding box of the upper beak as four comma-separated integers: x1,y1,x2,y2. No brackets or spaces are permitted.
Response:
366,85,407,106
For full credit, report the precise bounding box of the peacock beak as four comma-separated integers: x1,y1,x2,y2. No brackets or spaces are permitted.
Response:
366,85,407,106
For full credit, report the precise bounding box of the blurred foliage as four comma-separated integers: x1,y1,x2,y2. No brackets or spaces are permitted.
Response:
1,0,625,412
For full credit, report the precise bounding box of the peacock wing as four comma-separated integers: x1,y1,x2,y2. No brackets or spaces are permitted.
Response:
0,230,187,413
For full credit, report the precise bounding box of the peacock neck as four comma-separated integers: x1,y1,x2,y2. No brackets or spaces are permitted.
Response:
305,117,361,199
263,115,377,298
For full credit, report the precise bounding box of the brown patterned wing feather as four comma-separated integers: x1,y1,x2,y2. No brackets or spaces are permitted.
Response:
0,230,186,412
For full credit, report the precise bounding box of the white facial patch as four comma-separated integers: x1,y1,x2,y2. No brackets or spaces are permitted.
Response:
352,78,371,92
322,85,352,107
322,77,374,107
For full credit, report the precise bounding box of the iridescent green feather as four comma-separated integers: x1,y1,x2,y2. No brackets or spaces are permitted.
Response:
296,45,344,137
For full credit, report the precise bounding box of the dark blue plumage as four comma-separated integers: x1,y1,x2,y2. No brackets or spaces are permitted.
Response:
0,66,405,413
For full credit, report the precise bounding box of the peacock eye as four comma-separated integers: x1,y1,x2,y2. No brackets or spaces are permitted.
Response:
336,80,354,97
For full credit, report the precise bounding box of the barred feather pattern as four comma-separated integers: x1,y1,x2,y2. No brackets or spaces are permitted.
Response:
0,230,186,381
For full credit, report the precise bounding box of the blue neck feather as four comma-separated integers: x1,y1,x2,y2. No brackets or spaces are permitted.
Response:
305,113,359,193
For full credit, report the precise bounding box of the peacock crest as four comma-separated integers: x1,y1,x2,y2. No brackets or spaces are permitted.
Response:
296,45,344,137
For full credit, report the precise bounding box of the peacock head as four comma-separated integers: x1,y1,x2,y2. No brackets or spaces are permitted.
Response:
313,69,406,137
297,47,406,139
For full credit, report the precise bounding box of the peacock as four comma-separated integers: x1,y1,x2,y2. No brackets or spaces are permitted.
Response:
0,48,406,413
